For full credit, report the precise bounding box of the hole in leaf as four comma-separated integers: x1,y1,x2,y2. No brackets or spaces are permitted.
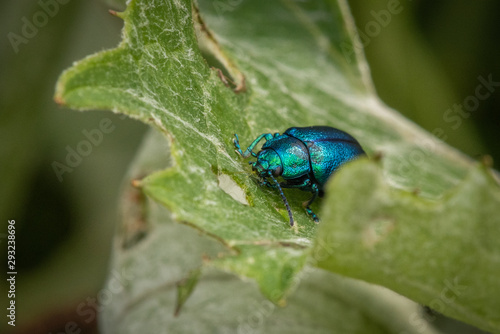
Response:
217,173,248,205
193,4,246,92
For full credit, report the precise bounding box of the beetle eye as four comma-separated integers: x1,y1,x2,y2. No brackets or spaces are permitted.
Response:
273,165,283,177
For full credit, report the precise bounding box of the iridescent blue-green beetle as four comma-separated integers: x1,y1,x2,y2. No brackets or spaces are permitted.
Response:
234,126,365,226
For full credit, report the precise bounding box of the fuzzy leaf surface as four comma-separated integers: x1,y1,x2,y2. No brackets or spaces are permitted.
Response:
55,0,500,331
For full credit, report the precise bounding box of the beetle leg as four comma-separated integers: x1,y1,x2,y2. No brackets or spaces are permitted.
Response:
279,179,311,189
259,178,272,187
263,178,304,190
233,134,244,156
279,179,320,222
303,183,320,223
233,133,273,158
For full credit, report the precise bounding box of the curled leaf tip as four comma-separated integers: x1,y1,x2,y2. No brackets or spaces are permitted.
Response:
372,151,384,162
481,154,494,168
53,94,66,106
108,9,125,19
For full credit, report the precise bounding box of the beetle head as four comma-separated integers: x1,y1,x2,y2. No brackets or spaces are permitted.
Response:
250,149,294,226
252,149,283,178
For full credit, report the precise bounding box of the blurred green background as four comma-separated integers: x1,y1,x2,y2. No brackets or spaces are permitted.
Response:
0,1,498,333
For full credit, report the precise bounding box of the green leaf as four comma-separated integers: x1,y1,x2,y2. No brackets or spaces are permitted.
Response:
101,129,444,334
313,159,500,333
175,268,202,316
54,0,500,332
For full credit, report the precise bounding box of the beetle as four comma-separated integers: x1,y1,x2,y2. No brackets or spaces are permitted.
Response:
234,126,365,226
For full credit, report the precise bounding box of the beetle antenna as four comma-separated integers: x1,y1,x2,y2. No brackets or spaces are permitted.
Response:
268,174,294,226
